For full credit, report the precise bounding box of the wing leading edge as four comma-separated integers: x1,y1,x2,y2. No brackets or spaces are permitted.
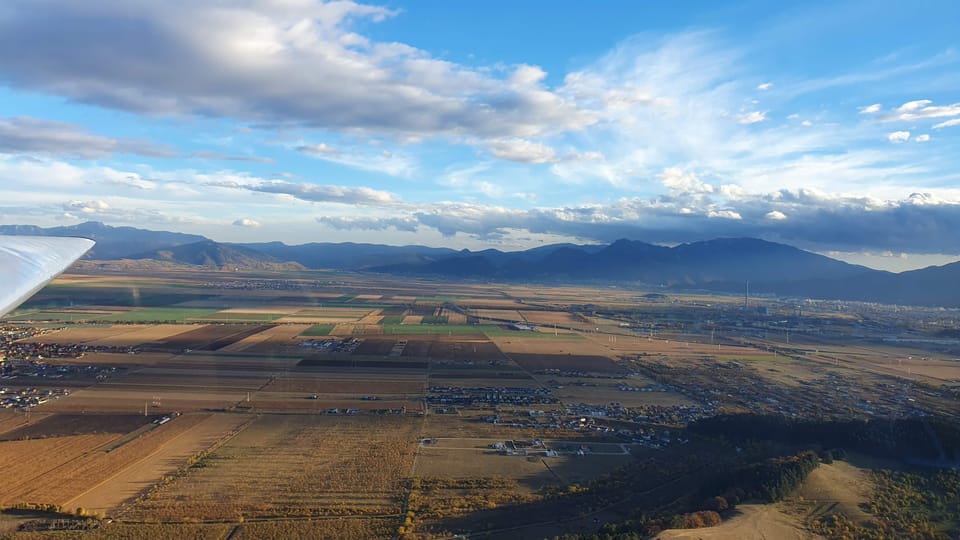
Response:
0,236,95,318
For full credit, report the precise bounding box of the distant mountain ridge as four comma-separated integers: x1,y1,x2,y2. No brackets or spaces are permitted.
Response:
237,241,459,269
2,221,960,307
126,240,305,271
0,221,205,260
374,237,871,285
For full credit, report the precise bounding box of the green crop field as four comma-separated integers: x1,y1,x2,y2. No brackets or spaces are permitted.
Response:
301,324,336,336
382,324,491,335
477,325,585,339
201,312,285,322
5,310,113,322
98,307,222,322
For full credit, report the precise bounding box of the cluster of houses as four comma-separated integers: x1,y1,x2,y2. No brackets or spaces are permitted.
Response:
299,338,361,353
427,386,557,407
1,386,68,409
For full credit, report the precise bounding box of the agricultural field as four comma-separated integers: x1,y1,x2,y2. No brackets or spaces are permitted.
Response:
123,414,419,521
0,413,225,509
1,268,958,538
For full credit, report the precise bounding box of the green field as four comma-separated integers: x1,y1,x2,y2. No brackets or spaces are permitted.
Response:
302,324,336,336
382,324,491,335
482,327,585,339
5,310,112,322
24,284,212,308
200,312,285,322
97,307,222,322
299,302,393,309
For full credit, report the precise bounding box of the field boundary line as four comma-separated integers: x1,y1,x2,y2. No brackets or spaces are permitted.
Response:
62,412,254,513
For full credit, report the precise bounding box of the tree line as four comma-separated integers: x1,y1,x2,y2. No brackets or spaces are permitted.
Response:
688,414,960,463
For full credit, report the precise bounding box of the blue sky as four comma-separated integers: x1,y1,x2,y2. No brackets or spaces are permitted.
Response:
1,0,959,271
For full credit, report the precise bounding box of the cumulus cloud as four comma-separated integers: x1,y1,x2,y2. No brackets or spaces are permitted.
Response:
8,151,960,254
0,116,173,158
915,134,931,142
859,103,881,114
707,209,742,219
233,217,261,227
658,167,713,194
0,1,593,139
316,187,960,254
63,199,110,214
887,131,911,143
738,111,767,124
756,82,773,91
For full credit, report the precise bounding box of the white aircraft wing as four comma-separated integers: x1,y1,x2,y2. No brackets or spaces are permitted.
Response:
0,236,95,318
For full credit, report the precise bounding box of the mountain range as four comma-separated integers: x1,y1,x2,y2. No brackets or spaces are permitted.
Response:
2,221,958,307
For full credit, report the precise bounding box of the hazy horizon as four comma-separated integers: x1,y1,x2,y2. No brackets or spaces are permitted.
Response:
4,218,959,273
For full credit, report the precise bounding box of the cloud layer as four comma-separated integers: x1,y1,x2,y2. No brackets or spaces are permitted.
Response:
0,1,592,140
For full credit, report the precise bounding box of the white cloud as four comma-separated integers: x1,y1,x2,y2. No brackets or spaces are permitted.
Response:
915,134,931,142
859,103,881,114
933,118,960,129
317,215,418,232
296,143,416,177
296,143,340,156
487,138,558,164
477,181,503,198
756,82,773,91
64,199,110,214
738,111,767,124
233,218,261,227
707,210,742,219
0,116,172,158
0,1,594,139
0,157,402,220
887,131,911,143
6,153,960,254
658,167,713,194
190,151,273,163
884,99,960,122
230,180,399,206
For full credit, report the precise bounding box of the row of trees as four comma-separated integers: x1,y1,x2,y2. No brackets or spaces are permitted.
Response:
585,449,829,539
688,414,960,463
704,450,822,504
